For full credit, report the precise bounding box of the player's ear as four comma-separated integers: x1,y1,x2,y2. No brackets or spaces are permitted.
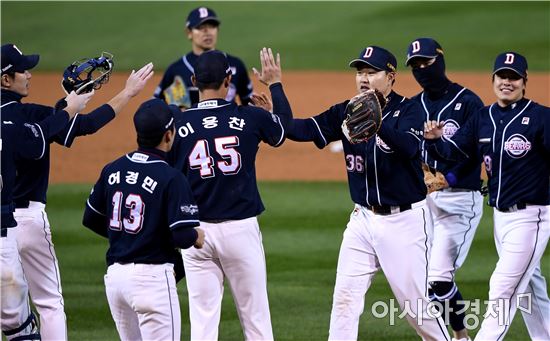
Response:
191,75,197,87
224,74,232,88
1,74,12,88
186,28,193,41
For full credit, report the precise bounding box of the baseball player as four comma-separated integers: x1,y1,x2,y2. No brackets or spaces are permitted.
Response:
82,98,205,341
1,42,154,340
424,52,550,340
169,48,291,340
285,46,450,340
406,38,485,341
154,6,253,108
2,47,93,340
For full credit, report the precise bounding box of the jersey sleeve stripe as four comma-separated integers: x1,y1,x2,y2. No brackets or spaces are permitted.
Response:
442,135,469,158
310,117,328,147
86,199,106,216
406,131,421,141
33,123,46,159
274,115,285,147
169,219,200,228
63,113,79,146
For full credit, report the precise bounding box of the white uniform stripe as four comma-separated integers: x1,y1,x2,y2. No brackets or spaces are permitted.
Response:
184,103,232,112
169,220,200,228
406,131,421,141
494,100,531,208
310,117,327,147
63,113,79,146
274,115,285,147
86,200,105,216
33,123,46,159
182,55,194,73
124,154,168,165
0,101,17,108
443,135,469,159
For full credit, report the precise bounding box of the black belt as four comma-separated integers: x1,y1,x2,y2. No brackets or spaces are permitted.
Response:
497,202,527,213
366,204,412,215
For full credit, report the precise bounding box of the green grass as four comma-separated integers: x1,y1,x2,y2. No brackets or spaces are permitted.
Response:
38,182,549,340
1,1,549,71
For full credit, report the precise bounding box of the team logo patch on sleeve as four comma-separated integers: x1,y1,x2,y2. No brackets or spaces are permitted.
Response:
181,205,199,215
504,134,531,158
454,103,462,110
521,117,530,125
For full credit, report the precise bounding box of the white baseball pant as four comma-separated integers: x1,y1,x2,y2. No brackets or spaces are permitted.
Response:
474,205,550,341
328,202,451,341
14,202,66,340
104,262,181,341
427,190,483,282
182,217,273,341
1,228,37,340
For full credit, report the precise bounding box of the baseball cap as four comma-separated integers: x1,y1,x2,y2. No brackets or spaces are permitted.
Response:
133,99,177,139
349,46,397,72
194,50,232,84
405,38,444,66
493,52,528,78
1,44,39,74
186,7,220,29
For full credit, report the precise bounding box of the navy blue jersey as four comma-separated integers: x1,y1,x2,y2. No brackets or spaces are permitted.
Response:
1,100,70,228
0,90,116,206
84,149,200,265
288,91,426,206
169,83,292,220
426,98,550,209
411,83,484,190
154,52,253,106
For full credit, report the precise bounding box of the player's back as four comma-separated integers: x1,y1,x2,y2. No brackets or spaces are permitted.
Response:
171,99,285,221
95,150,185,265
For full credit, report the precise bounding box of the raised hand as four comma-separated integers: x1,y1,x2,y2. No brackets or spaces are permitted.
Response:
253,47,281,86
250,92,273,113
424,120,445,140
64,90,95,118
124,62,154,98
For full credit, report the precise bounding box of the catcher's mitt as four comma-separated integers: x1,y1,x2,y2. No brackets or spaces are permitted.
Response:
342,89,386,144
423,163,449,194
61,52,114,95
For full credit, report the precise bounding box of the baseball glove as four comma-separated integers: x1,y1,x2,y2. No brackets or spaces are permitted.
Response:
422,163,449,194
342,89,386,144
61,52,114,95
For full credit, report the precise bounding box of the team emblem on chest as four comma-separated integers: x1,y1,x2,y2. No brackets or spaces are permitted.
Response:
504,133,531,158
442,119,460,139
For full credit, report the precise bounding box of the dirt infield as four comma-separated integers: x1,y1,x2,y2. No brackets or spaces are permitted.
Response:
25,72,549,183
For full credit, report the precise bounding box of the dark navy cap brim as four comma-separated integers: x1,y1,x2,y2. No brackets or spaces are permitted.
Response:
349,59,384,71
493,66,526,78
405,53,437,66
188,17,220,29
5,54,39,73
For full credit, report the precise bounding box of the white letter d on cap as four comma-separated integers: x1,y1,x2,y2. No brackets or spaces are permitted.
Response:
504,53,515,64
412,41,421,53
363,47,373,58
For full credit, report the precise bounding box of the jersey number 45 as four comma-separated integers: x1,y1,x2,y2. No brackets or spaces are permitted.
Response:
189,136,242,178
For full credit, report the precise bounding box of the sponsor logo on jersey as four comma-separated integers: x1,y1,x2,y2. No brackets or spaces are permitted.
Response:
198,100,219,108
442,119,460,139
23,123,39,137
392,110,400,117
504,134,531,158
131,153,150,162
375,135,393,153
454,103,462,110
521,117,530,125
181,204,199,215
